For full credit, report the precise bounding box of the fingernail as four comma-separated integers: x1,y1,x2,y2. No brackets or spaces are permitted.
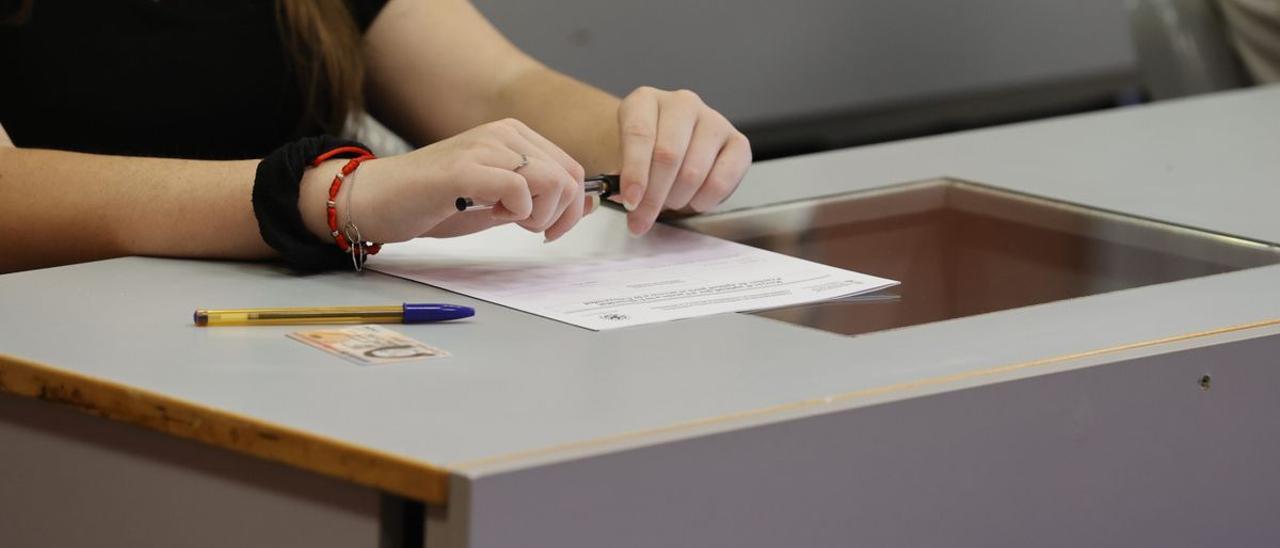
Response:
623,186,642,211
587,194,601,214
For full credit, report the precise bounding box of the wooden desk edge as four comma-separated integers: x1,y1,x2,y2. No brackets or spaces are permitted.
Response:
0,353,451,505
6,318,1279,496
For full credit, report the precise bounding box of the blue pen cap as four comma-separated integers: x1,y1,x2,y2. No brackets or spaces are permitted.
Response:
402,303,475,323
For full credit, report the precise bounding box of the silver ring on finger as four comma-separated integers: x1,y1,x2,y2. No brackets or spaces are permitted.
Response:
513,153,529,172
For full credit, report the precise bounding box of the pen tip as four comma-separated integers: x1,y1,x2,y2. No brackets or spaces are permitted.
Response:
193,310,208,327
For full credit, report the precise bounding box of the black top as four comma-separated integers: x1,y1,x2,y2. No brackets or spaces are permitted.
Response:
1,0,387,160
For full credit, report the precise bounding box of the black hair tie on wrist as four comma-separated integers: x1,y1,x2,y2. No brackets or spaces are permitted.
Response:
253,135,370,272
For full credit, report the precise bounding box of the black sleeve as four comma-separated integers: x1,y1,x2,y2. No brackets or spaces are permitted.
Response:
349,0,390,33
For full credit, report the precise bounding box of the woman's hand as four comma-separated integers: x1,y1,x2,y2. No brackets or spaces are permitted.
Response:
615,87,752,235
302,118,594,246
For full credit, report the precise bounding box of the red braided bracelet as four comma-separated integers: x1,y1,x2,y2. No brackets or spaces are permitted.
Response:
310,146,381,269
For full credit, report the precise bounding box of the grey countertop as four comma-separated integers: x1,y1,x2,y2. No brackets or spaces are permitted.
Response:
2,85,1277,484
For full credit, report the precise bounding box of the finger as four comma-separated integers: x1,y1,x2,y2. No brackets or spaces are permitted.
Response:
503,118,585,183
687,132,752,213
513,155,573,232
424,158,536,237
630,92,700,235
485,122,581,230
471,140,566,206
467,146,544,220
468,164,534,221
664,111,728,210
542,178,587,242
525,170,578,235
617,88,659,212
489,125,564,184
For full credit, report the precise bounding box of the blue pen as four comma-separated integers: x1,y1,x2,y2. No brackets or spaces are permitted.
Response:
194,303,475,326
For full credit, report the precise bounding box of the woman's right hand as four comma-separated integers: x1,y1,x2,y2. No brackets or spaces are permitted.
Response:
301,118,594,246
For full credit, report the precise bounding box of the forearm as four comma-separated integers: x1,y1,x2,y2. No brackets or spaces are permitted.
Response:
363,0,622,173
361,0,750,238
491,66,623,175
0,148,272,273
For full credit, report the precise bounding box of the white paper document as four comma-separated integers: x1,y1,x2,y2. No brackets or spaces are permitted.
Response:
370,212,898,330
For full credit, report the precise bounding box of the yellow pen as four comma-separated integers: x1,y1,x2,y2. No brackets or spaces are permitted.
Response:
193,303,474,326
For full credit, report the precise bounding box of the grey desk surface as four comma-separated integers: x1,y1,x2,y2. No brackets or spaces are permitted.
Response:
1,86,1277,491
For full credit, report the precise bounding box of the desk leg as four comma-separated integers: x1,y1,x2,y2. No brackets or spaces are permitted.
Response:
380,493,426,548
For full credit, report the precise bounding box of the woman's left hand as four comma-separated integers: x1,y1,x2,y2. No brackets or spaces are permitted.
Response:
615,87,752,235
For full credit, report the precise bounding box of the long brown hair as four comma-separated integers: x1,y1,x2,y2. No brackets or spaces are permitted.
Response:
276,0,365,135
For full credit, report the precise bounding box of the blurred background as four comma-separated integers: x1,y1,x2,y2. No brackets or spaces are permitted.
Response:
472,0,1268,161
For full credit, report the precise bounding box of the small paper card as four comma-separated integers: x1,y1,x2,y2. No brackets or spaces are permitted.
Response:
287,325,448,366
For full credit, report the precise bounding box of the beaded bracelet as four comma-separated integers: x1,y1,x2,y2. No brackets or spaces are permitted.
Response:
310,146,381,271
253,136,375,272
